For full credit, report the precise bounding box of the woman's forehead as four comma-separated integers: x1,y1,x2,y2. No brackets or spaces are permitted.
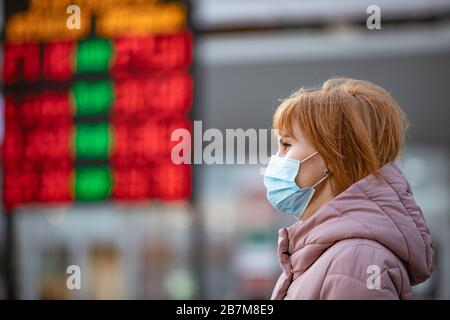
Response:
278,126,303,140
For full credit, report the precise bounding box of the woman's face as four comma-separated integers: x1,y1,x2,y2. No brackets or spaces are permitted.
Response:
277,126,328,189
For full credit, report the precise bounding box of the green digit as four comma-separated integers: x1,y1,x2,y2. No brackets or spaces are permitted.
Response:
71,80,114,117
74,166,113,201
76,38,113,73
74,122,111,159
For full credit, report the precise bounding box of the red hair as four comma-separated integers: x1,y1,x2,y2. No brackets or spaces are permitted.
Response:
273,78,408,195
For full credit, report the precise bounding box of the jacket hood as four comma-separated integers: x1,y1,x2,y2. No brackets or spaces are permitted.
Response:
280,161,435,285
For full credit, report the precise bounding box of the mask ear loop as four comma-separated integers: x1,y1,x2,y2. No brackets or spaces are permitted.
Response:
300,151,319,163
312,169,330,189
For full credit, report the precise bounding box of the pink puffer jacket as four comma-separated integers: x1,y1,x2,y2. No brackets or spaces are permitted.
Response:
271,162,435,299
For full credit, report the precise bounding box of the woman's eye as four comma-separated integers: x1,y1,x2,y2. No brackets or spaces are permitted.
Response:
281,142,291,149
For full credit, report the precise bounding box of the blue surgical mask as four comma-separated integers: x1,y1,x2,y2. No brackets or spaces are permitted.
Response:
263,151,328,218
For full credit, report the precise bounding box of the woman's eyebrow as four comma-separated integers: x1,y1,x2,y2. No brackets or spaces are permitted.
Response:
279,137,292,144
279,134,294,140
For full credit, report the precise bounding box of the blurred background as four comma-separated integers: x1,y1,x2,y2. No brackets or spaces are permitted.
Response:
0,0,449,299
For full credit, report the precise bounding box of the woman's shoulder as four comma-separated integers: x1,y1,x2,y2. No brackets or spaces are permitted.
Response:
321,238,408,273
308,238,412,299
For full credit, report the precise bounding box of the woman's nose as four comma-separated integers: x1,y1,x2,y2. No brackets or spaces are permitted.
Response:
277,149,285,157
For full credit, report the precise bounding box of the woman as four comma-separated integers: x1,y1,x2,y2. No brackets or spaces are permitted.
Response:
264,78,435,299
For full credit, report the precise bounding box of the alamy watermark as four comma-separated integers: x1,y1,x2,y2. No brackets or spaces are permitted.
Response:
171,121,278,166
66,265,81,290
66,5,81,30
366,264,381,290
367,5,381,30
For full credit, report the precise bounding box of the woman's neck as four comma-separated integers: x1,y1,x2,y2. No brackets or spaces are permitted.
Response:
300,181,334,221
